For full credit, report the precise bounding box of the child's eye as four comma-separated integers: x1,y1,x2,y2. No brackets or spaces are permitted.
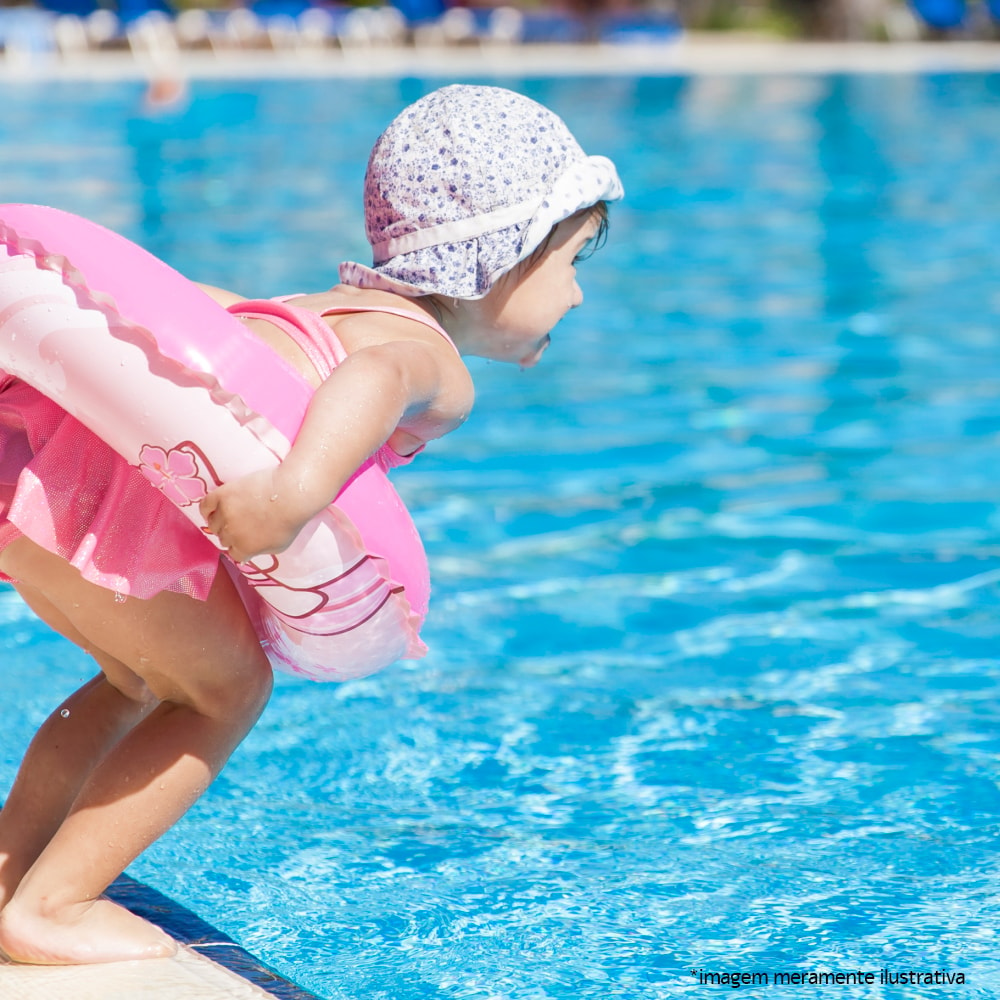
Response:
572,227,608,265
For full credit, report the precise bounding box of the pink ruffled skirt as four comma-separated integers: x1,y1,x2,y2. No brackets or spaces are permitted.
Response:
0,373,219,600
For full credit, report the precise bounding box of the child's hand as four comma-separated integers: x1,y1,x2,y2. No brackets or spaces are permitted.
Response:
199,469,307,564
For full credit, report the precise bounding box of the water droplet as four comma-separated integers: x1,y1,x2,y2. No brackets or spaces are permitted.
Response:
60,708,70,718
269,493,279,502
114,591,126,604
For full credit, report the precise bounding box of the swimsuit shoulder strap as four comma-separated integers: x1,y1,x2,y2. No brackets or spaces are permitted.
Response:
316,304,462,357
267,295,460,357
228,297,345,376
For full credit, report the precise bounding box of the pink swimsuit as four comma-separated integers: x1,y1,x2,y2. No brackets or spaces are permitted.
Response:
0,297,457,605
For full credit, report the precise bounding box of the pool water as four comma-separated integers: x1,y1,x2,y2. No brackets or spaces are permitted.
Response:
3,72,1000,998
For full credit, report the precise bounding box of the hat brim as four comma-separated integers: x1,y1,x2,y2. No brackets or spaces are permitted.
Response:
340,155,624,301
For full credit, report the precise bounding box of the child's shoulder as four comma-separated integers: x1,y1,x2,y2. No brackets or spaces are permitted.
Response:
295,287,474,425
292,288,453,350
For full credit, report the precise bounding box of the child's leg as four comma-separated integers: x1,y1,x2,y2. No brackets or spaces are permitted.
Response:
0,537,272,965
0,672,153,912
1,578,160,911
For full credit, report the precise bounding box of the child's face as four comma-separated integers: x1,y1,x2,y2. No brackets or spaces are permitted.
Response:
464,208,604,368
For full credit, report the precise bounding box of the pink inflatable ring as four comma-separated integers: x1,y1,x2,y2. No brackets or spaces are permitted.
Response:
0,204,429,681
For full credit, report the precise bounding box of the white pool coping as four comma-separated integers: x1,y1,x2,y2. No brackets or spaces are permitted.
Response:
1,36,999,81
0,874,324,1000
0,945,281,1000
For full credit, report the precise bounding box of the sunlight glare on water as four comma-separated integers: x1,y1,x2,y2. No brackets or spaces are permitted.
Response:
3,72,1000,998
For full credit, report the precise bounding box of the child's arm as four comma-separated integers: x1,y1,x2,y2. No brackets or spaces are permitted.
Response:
199,337,470,563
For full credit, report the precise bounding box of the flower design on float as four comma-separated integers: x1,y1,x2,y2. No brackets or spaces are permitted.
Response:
138,444,208,506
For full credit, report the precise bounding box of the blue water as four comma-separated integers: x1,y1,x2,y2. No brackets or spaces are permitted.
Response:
3,72,1000,998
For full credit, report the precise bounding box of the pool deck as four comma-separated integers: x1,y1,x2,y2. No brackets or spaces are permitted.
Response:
1,35,999,81
0,874,325,1000
1,947,283,1000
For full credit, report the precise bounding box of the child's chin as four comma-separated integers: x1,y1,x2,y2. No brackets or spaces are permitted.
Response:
519,337,550,368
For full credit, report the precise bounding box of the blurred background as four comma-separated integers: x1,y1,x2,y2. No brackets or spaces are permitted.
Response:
0,0,998,79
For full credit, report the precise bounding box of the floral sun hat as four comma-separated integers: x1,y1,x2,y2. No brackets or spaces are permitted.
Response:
339,85,624,300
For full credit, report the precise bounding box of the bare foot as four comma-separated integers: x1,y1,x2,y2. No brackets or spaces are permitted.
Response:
0,853,21,914
0,896,176,965
0,885,11,916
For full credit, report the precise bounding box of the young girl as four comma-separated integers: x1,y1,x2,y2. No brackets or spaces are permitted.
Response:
0,84,622,965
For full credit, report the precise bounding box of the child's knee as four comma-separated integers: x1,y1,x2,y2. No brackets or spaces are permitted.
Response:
92,652,158,708
183,652,272,726
102,669,157,709
232,657,273,720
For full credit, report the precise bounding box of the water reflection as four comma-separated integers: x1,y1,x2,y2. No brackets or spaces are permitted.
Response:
4,74,1000,998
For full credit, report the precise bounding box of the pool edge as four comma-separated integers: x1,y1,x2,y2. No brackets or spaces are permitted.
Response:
105,873,327,1000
